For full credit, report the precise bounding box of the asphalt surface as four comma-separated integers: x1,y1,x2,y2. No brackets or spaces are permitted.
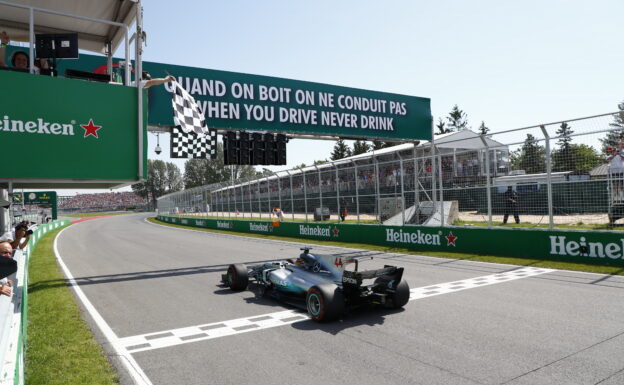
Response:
55,213,624,385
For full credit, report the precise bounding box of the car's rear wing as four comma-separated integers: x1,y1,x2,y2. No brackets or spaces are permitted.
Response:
342,265,404,287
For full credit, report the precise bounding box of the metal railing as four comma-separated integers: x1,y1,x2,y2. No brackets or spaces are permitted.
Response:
159,112,624,229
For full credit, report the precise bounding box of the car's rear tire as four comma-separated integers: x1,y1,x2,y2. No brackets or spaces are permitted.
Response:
306,284,344,322
376,278,410,309
226,264,248,291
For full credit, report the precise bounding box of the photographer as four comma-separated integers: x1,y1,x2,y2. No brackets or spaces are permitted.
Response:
10,221,32,251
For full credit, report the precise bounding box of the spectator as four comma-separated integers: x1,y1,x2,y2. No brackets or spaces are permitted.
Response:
10,222,31,251
272,207,284,222
0,242,16,295
607,142,624,199
502,186,520,225
339,198,348,222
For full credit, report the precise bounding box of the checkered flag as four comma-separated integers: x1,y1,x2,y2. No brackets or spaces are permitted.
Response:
170,126,217,159
171,79,208,135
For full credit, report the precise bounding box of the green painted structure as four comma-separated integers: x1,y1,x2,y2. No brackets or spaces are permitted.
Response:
157,215,624,267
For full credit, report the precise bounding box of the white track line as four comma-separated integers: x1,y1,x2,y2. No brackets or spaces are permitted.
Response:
117,266,553,354
54,226,153,385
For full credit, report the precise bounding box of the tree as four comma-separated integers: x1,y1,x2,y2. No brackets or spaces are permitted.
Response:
599,101,624,154
551,122,575,172
571,144,602,173
183,143,257,188
330,139,352,160
352,140,370,155
446,105,469,131
132,160,182,209
478,121,490,135
509,134,546,173
436,117,451,134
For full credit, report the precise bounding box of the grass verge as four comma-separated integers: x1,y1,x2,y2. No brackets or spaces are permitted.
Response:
62,212,132,218
148,217,624,276
26,227,119,385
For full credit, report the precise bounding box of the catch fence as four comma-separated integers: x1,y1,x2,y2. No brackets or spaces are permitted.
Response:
158,112,624,229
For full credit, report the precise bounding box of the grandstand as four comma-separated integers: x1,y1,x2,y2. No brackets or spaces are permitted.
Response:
59,192,147,214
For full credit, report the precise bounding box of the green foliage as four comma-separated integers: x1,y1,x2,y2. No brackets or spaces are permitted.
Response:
446,104,469,131
599,102,624,154
510,134,546,173
478,121,489,135
436,117,451,134
330,139,352,160
183,143,257,188
550,122,601,173
132,159,183,209
352,140,371,155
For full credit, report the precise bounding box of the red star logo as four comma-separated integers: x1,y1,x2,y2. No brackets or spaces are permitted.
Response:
445,231,458,247
81,119,102,138
332,227,340,237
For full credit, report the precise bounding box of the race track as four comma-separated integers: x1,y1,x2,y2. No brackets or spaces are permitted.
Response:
55,214,624,385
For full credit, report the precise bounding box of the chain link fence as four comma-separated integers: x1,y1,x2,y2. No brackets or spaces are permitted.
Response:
158,112,624,229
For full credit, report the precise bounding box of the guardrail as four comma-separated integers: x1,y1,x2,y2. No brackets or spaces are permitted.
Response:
0,220,69,385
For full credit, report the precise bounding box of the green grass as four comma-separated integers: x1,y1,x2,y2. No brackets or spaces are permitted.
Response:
149,217,624,276
62,212,132,218
26,227,119,385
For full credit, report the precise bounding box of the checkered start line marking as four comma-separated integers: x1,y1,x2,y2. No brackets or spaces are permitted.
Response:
118,267,553,354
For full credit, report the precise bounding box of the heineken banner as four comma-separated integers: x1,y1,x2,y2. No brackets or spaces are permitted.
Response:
0,70,147,186
24,48,432,141
157,216,624,267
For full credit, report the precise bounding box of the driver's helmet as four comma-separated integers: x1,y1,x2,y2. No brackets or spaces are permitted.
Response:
296,251,317,269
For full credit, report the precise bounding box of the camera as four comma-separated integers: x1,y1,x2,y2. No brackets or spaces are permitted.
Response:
155,144,162,155
26,229,33,235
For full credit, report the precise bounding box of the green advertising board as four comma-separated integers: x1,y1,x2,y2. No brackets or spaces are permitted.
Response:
157,215,624,267
0,69,147,188
14,48,432,141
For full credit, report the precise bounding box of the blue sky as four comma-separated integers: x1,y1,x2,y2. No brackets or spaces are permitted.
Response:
64,0,624,194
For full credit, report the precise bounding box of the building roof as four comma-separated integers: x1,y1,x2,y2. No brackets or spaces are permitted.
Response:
0,0,138,54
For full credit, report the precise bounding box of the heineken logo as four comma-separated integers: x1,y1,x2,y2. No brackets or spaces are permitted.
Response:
249,222,272,232
181,219,188,225
299,225,338,237
217,221,232,229
1,115,103,139
385,229,442,246
550,236,624,259
196,220,206,227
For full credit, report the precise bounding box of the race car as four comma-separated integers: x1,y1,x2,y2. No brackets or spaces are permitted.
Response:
221,247,410,322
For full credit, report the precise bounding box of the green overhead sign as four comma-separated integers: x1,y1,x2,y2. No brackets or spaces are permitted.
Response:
0,69,147,187
30,49,432,141
12,191,57,219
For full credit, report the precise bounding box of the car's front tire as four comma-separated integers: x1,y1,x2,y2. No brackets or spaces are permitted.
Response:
306,284,344,322
226,263,248,291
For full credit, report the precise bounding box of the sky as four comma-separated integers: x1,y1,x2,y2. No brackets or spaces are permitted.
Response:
56,0,624,195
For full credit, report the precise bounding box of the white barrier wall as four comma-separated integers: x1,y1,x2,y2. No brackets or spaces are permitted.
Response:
0,220,70,385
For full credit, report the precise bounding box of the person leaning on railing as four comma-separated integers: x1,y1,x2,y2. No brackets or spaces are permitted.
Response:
10,222,31,251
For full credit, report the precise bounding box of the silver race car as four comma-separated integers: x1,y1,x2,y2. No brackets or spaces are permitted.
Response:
221,247,410,322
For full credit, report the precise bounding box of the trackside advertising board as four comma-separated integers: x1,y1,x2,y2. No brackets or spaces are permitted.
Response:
15,48,432,141
0,70,147,186
157,216,624,267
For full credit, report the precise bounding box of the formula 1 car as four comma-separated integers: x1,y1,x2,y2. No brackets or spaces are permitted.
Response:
221,247,410,322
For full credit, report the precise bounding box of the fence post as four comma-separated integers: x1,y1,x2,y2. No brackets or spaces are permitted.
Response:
436,148,444,227
267,176,271,218
352,160,360,224
276,172,282,217
413,145,420,224
430,141,437,220
316,165,322,218
374,156,381,223
479,135,492,227
286,170,294,221
540,125,554,229
335,163,340,222
257,179,261,219
302,168,308,222
399,154,406,226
